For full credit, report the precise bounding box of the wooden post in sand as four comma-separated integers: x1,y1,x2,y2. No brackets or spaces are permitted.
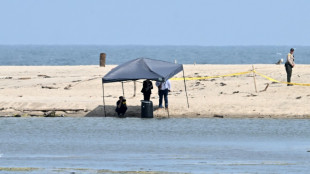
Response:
252,65,258,93
100,53,106,67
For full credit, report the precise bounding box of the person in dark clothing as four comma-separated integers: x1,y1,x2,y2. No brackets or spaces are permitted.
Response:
141,79,153,101
115,96,127,116
285,48,295,86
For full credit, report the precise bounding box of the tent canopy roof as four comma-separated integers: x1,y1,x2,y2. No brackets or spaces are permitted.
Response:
102,58,183,83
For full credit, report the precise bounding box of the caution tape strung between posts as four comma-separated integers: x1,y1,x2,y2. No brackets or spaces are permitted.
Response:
171,71,253,81
171,70,310,86
253,71,310,86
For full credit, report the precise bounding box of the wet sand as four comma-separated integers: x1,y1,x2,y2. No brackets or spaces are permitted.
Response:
0,65,309,118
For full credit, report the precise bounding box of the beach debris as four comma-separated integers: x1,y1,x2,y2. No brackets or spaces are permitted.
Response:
220,82,227,86
18,95,23,97
42,86,58,89
233,91,239,94
260,83,269,92
210,79,216,82
296,96,302,99
64,84,72,90
4,77,12,79
72,80,81,83
14,114,21,117
37,74,51,78
275,59,284,65
214,114,224,118
246,94,257,97
307,150,310,152
44,111,56,117
23,109,84,114
271,82,278,84
18,77,31,80
0,107,4,111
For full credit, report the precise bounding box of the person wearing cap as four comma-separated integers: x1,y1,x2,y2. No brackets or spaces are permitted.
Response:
285,48,295,86
115,96,127,116
155,79,171,109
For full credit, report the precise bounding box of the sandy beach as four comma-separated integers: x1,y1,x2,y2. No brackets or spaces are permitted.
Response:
0,64,309,118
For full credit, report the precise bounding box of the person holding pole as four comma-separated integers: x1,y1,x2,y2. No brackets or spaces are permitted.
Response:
156,79,171,109
285,48,295,86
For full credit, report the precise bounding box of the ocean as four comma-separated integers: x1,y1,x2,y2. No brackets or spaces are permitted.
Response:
0,45,309,65
0,117,309,174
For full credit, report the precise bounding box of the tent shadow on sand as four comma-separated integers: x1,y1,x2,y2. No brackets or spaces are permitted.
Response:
85,105,141,118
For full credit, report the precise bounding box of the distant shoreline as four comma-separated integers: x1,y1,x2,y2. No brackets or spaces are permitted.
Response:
1,45,310,65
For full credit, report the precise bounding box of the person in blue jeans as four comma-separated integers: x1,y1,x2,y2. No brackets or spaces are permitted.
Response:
155,79,171,109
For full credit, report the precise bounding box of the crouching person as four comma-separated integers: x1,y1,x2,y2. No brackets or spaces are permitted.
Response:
115,96,127,117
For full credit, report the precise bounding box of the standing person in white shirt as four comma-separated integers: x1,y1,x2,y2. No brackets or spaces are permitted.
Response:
156,79,171,108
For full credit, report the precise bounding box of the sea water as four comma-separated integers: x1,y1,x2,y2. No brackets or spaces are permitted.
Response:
1,45,310,65
0,117,309,173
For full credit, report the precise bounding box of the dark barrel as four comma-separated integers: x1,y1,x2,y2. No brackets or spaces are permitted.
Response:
141,100,153,118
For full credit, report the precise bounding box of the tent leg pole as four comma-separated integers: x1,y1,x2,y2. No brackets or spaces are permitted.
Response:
102,83,106,117
183,69,190,108
167,108,170,118
122,82,125,97
133,81,136,97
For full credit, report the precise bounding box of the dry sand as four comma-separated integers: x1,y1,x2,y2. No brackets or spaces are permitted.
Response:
0,64,309,118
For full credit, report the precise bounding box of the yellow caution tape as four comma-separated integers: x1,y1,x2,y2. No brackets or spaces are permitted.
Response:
254,71,310,86
171,71,253,81
171,69,310,86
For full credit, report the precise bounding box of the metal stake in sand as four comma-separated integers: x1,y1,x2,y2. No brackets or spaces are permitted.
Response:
252,65,258,93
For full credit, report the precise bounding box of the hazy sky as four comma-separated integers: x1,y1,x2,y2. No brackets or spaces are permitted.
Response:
1,0,309,45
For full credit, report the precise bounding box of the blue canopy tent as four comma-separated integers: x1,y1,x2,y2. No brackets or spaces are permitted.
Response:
101,58,189,116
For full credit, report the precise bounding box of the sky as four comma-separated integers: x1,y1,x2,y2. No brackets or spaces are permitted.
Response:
0,0,309,46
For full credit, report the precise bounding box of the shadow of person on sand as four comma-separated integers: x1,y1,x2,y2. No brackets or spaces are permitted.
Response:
85,105,141,118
